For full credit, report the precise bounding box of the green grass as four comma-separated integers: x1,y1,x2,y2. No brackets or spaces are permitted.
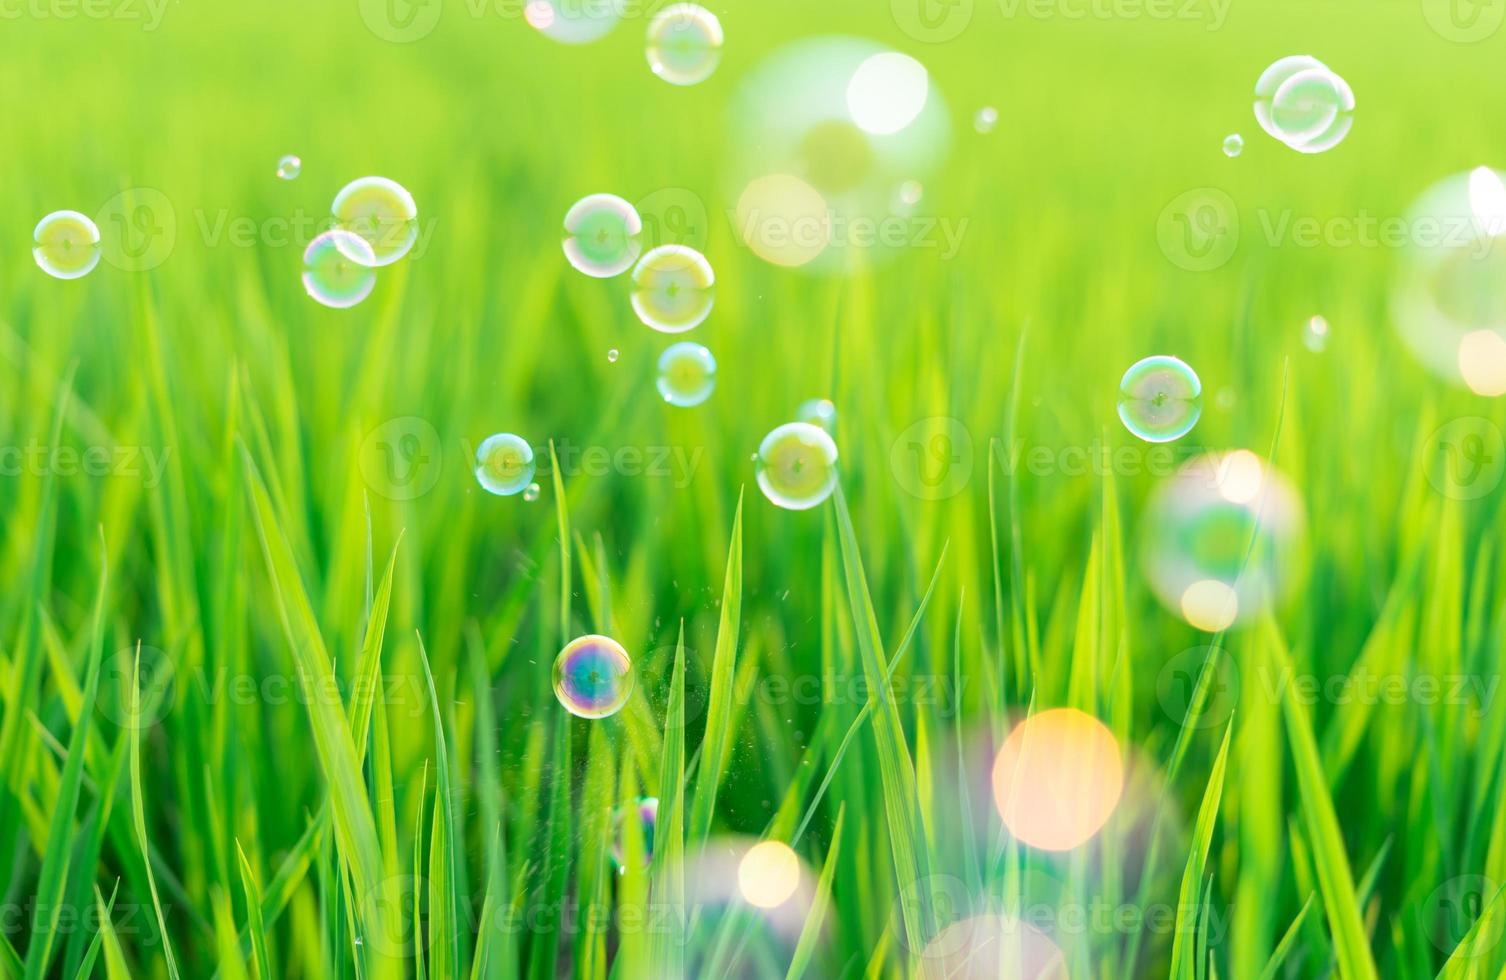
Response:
2,0,1506,976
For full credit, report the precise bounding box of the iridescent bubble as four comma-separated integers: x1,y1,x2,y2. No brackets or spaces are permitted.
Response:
1253,56,1353,153
656,342,717,407
1392,168,1506,389
973,106,998,134
646,3,723,86
277,154,302,180
525,0,620,44
1142,451,1306,631
991,708,1123,852
1117,355,1203,443
523,482,541,502
607,348,620,363
631,245,715,332
33,210,101,280
474,433,536,496
756,422,838,510
611,797,659,869
1222,133,1243,158
301,230,377,308
562,194,642,278
729,37,951,275
796,398,837,432
553,634,635,719
332,176,418,266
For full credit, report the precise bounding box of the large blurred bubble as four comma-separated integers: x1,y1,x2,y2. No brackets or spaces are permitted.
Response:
1141,451,1306,631
1392,167,1506,395
727,37,951,274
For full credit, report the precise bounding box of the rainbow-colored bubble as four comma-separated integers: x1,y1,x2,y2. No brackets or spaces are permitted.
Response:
611,797,659,869
656,342,717,407
474,433,536,497
1117,355,1202,443
563,193,642,278
302,230,376,308
553,634,635,719
332,176,418,266
756,422,839,510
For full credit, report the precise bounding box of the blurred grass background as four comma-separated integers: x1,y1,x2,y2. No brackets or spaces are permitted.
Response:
1,0,1505,976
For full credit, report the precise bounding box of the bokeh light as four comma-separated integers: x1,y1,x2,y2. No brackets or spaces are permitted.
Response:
917,915,1068,980
738,841,802,909
991,708,1124,852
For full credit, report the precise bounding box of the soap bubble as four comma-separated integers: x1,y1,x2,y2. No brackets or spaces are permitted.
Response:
611,797,659,869
631,245,715,332
796,398,837,432
302,230,377,308
1117,355,1203,443
563,193,642,278
553,634,635,719
474,433,536,496
525,0,621,43
332,176,418,266
33,210,101,280
277,155,302,180
656,341,717,406
646,4,723,86
1222,134,1243,158
756,422,839,510
1142,451,1306,631
1253,56,1354,153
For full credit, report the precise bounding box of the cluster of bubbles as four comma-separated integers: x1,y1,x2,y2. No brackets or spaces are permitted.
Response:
303,176,420,308
552,634,635,719
1392,167,1506,395
1117,355,1203,443
1253,56,1354,154
727,37,950,273
1141,450,1306,631
526,0,722,86
563,193,721,407
474,433,536,496
756,421,839,510
610,797,659,869
33,210,102,280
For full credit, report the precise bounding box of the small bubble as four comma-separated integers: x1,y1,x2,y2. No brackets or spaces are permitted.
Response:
563,194,643,278
277,154,302,180
974,106,998,134
302,230,376,308
32,210,101,280
523,482,541,502
475,433,536,496
898,180,923,206
607,348,620,363
757,422,839,510
1222,134,1244,158
553,634,635,719
646,4,723,86
1117,355,1203,443
332,176,418,266
656,341,717,407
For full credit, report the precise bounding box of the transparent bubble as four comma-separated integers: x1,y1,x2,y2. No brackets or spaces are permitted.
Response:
302,230,377,308
656,342,717,407
553,634,635,719
756,422,839,510
523,482,541,502
277,154,302,180
631,245,715,332
33,210,101,280
973,106,998,134
729,37,951,274
562,193,643,278
611,797,659,869
1142,451,1306,631
796,398,837,432
897,180,923,207
1392,168,1506,389
1222,133,1243,158
1117,355,1203,443
1253,56,1353,153
646,3,723,86
332,176,418,266
525,0,620,44
474,433,536,496
1304,315,1330,352
607,348,620,363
